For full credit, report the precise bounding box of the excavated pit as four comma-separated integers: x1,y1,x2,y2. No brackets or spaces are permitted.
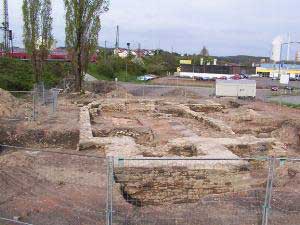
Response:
168,144,200,157
83,98,291,207
93,127,154,145
226,142,274,158
114,165,265,206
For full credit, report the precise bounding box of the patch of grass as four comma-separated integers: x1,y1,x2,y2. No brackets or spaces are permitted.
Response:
87,62,147,84
281,102,300,109
87,63,112,81
269,100,300,109
0,57,70,91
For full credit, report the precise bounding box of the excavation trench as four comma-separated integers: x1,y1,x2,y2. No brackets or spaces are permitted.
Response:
0,126,79,149
114,166,263,207
92,127,154,145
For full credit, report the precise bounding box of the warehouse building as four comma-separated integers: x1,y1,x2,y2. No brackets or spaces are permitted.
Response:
256,63,300,79
181,64,256,75
178,64,256,79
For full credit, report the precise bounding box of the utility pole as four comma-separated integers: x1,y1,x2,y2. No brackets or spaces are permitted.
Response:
104,40,107,64
115,25,119,49
287,33,291,61
138,42,141,57
126,42,130,82
3,0,9,53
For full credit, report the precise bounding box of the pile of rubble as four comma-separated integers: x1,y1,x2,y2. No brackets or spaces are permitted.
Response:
0,88,19,117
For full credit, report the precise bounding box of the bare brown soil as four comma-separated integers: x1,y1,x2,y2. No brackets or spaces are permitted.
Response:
0,86,300,225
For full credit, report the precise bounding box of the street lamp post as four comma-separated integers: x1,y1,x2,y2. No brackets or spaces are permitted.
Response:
279,42,300,75
126,42,130,82
278,41,300,92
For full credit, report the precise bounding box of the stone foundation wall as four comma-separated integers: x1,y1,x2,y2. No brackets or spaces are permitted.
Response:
114,166,263,206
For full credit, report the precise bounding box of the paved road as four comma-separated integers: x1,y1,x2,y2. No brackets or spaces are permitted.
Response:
120,82,214,97
254,77,300,89
120,82,275,101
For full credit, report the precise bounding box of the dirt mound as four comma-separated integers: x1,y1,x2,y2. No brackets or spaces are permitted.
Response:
271,120,300,150
67,91,100,105
0,151,34,168
105,87,133,98
84,80,133,98
85,80,116,94
161,88,200,98
0,88,19,117
188,103,224,113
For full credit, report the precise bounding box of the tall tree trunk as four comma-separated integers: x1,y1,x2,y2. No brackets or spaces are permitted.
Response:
75,25,83,92
32,51,40,83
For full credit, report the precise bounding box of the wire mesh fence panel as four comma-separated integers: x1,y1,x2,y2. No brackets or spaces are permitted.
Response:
0,82,60,122
0,147,108,225
0,91,36,121
268,159,300,225
110,158,272,225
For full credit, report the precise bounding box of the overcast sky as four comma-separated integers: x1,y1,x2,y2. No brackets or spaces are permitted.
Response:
4,0,300,56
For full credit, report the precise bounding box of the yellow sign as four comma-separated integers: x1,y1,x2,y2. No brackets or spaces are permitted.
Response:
180,60,192,65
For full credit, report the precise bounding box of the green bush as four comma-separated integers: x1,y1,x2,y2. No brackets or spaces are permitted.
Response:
0,57,70,91
96,62,115,79
89,55,146,82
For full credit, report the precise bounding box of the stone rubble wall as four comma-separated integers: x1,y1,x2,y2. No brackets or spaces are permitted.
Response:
114,166,263,206
166,103,235,135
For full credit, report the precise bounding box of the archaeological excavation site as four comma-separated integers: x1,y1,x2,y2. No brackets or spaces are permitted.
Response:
0,82,300,225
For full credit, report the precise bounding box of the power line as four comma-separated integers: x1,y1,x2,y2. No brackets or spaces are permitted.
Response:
0,144,105,159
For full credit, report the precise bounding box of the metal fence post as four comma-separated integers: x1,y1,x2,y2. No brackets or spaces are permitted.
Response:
106,156,114,225
51,89,59,113
42,82,45,105
32,91,36,121
261,157,276,225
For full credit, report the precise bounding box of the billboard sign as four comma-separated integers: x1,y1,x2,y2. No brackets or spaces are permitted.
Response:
280,74,289,85
180,60,192,65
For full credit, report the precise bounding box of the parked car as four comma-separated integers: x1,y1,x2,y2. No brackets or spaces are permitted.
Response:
231,75,241,80
137,74,156,81
284,86,294,91
271,86,279,91
196,76,211,81
240,74,249,79
217,76,227,80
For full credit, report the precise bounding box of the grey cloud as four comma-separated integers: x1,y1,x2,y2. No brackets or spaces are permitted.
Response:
6,0,300,56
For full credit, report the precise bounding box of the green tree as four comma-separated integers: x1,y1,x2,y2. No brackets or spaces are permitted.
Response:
64,0,109,92
200,46,209,57
40,0,53,61
22,0,53,83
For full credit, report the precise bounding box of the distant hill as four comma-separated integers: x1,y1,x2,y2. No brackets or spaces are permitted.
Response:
216,55,269,66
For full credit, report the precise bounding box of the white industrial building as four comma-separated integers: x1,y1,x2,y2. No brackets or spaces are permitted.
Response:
271,36,284,62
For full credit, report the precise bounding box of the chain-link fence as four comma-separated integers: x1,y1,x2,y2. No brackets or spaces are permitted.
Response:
104,81,215,101
268,158,300,225
106,157,300,225
0,154,299,225
0,145,108,225
0,83,60,122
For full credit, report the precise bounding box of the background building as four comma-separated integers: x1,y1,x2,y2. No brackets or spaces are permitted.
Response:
296,50,300,63
256,63,300,78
